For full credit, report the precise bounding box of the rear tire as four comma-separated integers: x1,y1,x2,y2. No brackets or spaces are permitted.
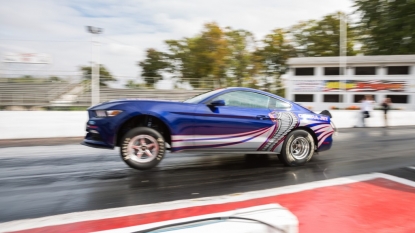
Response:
120,127,166,170
278,129,314,167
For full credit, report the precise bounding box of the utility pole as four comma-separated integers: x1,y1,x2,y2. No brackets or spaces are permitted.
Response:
86,26,103,106
339,13,347,109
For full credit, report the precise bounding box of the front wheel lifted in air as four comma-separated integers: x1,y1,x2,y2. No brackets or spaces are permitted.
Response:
120,127,166,170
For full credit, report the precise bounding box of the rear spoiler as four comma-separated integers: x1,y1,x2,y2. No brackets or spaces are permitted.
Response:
320,110,332,118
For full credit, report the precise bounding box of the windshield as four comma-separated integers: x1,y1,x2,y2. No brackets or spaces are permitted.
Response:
183,89,224,104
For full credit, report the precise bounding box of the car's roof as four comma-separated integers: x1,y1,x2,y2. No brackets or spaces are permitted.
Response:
220,87,279,98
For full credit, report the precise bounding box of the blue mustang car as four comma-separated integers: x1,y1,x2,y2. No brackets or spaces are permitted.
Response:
82,87,336,170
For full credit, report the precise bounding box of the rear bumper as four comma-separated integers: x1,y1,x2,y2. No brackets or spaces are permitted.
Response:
317,135,333,152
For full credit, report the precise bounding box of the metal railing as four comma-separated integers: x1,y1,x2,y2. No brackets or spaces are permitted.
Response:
0,76,281,109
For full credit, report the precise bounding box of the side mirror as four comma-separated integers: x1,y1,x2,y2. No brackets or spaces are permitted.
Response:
208,99,225,107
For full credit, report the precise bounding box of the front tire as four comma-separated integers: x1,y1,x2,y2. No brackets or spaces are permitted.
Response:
278,129,315,166
120,127,166,170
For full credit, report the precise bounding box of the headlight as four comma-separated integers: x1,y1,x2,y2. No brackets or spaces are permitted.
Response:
95,110,123,117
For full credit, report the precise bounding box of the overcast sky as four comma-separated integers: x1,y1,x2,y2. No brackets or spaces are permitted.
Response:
0,0,353,85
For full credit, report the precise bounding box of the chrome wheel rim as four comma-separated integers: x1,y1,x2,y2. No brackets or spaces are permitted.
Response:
127,135,159,163
290,137,310,160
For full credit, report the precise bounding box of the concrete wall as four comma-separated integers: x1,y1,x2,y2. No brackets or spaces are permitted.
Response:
0,110,414,140
330,110,415,128
0,111,88,139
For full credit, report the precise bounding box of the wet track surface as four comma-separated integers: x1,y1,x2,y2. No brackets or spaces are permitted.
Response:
1,127,415,223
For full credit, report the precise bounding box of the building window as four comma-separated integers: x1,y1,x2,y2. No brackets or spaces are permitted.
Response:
294,94,314,102
386,95,408,104
355,67,376,75
387,66,409,75
353,95,377,103
323,94,344,103
295,68,314,76
324,67,340,75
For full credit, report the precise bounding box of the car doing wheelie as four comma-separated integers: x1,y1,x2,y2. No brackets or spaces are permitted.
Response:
82,87,336,170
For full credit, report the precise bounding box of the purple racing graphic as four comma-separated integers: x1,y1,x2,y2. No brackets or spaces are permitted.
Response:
82,87,336,170
258,112,299,152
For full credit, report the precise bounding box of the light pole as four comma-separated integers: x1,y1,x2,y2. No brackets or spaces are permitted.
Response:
86,26,103,106
339,13,347,109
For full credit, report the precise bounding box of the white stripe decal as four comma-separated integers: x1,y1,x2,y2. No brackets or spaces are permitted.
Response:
310,124,329,131
173,127,271,148
184,128,272,148
314,126,332,134
317,130,334,141
318,132,334,147
172,127,269,141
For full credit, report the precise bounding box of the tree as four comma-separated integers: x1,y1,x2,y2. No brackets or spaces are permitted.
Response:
254,29,296,95
125,80,141,89
138,48,170,85
224,28,256,86
196,23,229,87
165,38,203,88
354,0,415,55
164,22,230,88
80,65,116,86
290,12,356,57
49,76,61,82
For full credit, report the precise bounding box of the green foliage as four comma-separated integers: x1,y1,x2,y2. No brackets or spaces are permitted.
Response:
290,12,356,57
80,64,116,86
136,5,414,91
276,88,285,98
224,28,256,87
136,15,358,91
1,76,65,83
353,0,415,55
11,75,35,83
165,23,229,88
254,29,296,92
139,23,260,89
49,76,61,82
125,80,143,89
138,48,170,85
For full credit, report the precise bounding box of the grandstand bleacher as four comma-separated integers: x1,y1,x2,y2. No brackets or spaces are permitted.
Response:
75,87,207,105
0,80,208,109
0,82,76,106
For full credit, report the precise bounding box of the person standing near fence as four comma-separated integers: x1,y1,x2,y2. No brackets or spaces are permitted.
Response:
381,98,392,128
361,95,375,127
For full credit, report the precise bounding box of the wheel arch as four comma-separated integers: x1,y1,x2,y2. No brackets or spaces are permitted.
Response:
294,126,318,150
115,114,172,147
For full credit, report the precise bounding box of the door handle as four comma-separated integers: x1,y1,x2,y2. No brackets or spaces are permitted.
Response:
256,115,269,120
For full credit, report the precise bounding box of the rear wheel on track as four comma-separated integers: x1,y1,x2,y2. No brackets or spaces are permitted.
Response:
120,127,166,170
278,129,315,167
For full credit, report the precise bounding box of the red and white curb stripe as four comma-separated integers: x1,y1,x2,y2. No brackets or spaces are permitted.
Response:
1,172,415,233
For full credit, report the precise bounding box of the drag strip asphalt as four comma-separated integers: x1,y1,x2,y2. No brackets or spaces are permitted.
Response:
1,126,415,223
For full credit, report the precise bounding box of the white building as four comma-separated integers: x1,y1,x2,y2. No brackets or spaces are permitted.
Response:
284,55,415,111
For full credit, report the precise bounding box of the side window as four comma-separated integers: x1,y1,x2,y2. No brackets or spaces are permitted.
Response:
211,91,270,109
269,98,291,109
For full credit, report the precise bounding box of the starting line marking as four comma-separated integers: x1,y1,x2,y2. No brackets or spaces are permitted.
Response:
1,172,415,233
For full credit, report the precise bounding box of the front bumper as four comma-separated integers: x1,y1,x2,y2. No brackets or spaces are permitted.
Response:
82,138,114,150
82,117,117,149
